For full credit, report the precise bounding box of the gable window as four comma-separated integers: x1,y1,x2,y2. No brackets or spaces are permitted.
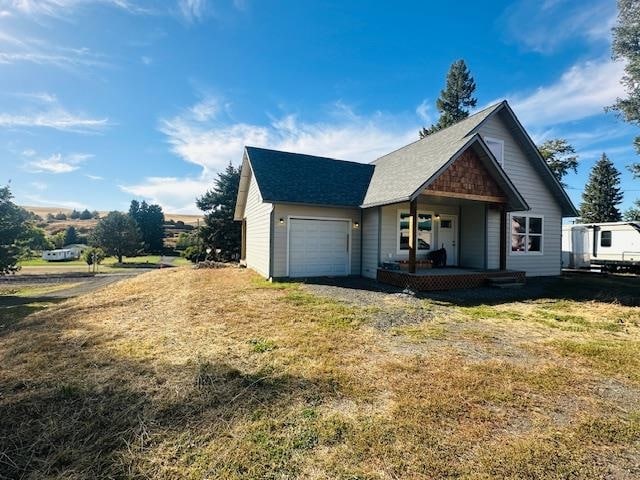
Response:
484,137,504,167
600,230,612,247
398,210,432,253
510,214,543,254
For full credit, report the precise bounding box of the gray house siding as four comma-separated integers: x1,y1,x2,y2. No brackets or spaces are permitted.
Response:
362,207,380,279
378,201,460,264
271,204,361,278
244,172,273,278
486,208,501,269
460,202,485,268
478,114,562,276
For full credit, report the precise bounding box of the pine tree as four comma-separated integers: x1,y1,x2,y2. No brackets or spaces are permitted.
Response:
580,153,624,223
624,200,640,221
537,138,579,187
129,200,165,253
608,0,640,155
419,59,477,138
64,226,78,245
196,163,241,260
0,185,29,275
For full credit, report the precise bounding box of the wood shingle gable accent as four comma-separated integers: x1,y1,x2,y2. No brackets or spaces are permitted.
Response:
424,148,507,203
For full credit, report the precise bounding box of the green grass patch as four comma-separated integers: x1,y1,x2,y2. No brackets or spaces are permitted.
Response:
391,324,447,341
459,305,523,321
249,338,277,353
553,339,640,382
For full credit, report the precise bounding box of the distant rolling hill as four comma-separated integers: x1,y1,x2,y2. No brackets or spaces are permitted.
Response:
22,206,203,227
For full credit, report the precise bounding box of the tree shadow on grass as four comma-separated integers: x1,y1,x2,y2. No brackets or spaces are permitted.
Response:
0,318,341,479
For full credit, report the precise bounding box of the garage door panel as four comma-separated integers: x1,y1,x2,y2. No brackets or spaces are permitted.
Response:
289,219,350,277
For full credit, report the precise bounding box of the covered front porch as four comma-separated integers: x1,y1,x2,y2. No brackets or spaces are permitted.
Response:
372,143,527,291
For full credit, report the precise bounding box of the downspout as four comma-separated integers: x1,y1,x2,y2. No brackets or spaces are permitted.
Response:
268,206,275,279
359,208,363,277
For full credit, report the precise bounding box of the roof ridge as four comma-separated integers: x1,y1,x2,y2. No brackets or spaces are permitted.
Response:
371,100,506,164
245,145,372,167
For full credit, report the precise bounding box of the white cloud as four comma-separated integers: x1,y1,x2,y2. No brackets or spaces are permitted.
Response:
30,181,47,191
20,193,87,210
26,152,93,174
122,97,421,213
415,99,432,124
120,176,212,213
500,0,616,53
0,31,110,69
2,0,149,17
0,93,109,133
85,173,103,180
178,0,207,22
509,58,625,127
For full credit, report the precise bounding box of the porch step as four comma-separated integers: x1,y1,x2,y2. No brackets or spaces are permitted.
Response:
493,282,525,289
487,275,525,288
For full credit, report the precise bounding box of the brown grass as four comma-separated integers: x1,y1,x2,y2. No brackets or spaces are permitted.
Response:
0,269,639,479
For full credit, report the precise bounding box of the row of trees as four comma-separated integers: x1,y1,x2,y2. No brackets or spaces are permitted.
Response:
46,209,99,221
0,192,167,275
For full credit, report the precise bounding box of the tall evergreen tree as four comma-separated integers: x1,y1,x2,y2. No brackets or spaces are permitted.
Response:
129,200,165,252
196,163,241,260
608,0,640,155
580,153,624,223
419,59,477,138
537,138,579,187
64,226,78,245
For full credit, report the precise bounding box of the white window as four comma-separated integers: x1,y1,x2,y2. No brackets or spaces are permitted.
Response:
397,210,433,253
484,137,504,167
510,214,543,254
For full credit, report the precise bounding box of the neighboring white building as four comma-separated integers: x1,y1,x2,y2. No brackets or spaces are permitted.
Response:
562,222,640,271
42,244,89,261
42,249,76,261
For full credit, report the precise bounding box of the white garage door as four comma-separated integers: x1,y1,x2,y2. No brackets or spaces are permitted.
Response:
289,219,350,277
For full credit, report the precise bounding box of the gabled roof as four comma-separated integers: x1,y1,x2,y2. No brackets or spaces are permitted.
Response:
362,100,577,216
244,146,374,207
362,102,503,207
234,100,578,218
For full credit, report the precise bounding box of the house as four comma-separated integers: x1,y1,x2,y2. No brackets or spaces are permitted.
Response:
42,244,89,262
233,100,578,290
42,248,76,261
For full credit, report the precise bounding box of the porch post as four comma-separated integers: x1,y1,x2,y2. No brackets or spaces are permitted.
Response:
499,207,507,270
409,198,418,274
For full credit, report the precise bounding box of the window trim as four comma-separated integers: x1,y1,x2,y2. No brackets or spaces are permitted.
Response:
484,136,504,167
600,230,612,248
509,213,544,256
396,209,434,255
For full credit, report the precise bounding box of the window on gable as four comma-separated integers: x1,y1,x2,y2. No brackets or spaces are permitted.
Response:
398,211,432,252
484,137,504,167
510,214,543,254
600,230,612,247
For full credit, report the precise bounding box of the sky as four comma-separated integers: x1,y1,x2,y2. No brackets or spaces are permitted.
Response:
0,0,638,215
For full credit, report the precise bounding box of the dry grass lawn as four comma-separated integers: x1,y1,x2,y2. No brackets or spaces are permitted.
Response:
0,268,639,479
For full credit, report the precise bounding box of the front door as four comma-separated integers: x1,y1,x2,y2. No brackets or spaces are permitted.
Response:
438,215,458,266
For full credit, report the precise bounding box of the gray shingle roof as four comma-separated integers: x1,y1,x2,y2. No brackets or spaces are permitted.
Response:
245,146,374,207
362,102,503,207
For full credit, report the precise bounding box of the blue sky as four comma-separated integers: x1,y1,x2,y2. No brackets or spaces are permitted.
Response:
0,0,638,214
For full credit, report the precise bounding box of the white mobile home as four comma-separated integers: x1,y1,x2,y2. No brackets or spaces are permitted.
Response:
562,222,640,272
42,248,76,261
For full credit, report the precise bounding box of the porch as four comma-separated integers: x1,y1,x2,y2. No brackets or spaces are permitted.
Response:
376,267,526,291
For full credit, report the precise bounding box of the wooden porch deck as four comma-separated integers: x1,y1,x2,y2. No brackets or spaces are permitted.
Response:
377,267,526,291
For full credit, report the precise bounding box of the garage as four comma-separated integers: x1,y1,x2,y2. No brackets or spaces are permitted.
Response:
288,218,351,277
